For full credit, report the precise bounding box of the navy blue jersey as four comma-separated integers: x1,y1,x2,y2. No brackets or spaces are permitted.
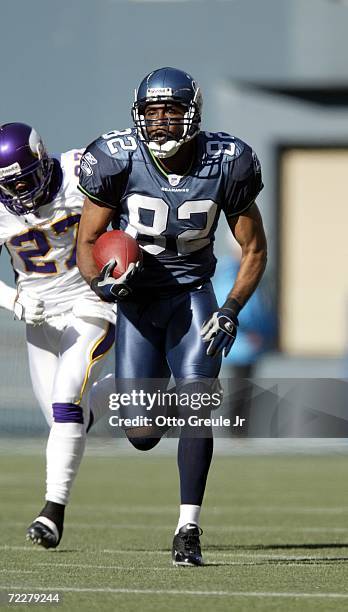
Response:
78,129,263,292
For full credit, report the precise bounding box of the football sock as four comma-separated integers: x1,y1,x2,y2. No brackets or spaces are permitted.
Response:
46,422,86,505
37,501,65,540
87,373,115,432
177,435,213,506
175,504,201,534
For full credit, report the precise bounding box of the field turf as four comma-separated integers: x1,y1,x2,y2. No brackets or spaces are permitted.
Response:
1,443,348,611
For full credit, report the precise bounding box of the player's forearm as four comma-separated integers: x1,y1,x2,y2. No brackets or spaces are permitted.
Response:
76,240,100,286
226,245,267,309
77,197,114,285
225,202,267,311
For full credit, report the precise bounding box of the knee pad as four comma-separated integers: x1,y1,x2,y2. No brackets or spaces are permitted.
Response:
52,402,84,424
125,433,161,452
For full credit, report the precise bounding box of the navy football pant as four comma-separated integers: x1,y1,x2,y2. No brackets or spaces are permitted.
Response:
115,282,221,379
115,282,221,505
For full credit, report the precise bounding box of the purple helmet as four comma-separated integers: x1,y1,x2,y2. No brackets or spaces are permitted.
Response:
0,122,53,215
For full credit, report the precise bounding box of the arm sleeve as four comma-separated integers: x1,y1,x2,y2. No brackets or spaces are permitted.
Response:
223,147,264,218
78,140,128,209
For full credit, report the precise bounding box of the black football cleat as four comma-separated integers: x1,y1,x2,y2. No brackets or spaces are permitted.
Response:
172,523,204,566
26,517,61,549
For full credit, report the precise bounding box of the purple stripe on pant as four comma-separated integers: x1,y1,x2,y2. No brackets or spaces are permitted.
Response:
91,323,115,360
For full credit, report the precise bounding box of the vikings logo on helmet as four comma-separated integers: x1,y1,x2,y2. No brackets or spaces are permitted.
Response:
0,122,53,215
132,67,203,159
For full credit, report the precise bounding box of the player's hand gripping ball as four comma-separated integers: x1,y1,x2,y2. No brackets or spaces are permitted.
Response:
91,230,143,302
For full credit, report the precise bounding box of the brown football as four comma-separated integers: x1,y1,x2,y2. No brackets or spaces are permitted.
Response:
93,230,142,279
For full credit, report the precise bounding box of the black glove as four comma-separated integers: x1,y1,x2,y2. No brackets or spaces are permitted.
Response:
201,298,241,357
90,259,141,303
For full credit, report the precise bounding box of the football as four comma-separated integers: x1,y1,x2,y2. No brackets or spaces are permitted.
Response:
92,230,142,280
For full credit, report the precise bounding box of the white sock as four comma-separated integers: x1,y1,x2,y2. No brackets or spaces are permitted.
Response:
175,504,201,534
46,422,86,505
87,373,115,429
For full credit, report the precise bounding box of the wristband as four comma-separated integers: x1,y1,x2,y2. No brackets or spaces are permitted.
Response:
221,297,242,318
90,277,100,292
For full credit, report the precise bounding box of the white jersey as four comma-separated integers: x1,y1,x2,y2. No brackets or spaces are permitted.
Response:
0,149,114,322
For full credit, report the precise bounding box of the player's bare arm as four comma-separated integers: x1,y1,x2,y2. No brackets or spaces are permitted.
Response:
201,202,267,358
77,197,114,285
226,202,267,308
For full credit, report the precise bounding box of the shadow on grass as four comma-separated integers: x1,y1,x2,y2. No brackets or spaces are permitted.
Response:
201,542,348,566
48,549,81,554
205,543,348,551
203,557,348,566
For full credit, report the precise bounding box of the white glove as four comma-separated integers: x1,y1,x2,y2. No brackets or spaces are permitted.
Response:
14,291,46,325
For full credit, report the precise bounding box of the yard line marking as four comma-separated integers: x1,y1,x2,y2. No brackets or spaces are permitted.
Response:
3,558,347,574
31,560,348,568
1,585,348,599
34,555,348,563
1,564,169,572
0,546,43,552
0,570,37,574
2,546,348,560
3,504,348,516
35,563,168,571
6,522,348,534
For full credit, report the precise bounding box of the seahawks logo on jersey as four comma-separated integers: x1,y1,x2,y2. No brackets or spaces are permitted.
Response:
80,152,98,177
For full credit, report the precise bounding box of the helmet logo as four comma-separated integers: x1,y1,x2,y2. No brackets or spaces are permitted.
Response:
29,128,44,159
0,162,21,179
146,87,173,97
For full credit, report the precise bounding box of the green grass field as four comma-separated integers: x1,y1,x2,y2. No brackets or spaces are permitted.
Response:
1,444,348,611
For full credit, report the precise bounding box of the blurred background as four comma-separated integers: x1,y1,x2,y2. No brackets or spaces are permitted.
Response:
1,0,348,434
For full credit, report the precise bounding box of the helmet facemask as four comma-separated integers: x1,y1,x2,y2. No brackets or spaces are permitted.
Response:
0,141,53,215
0,158,53,215
132,88,202,159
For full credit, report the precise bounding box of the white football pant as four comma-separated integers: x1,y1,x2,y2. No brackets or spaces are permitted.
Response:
26,312,115,505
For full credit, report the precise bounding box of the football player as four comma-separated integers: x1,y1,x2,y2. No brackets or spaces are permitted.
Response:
77,67,267,566
0,123,116,549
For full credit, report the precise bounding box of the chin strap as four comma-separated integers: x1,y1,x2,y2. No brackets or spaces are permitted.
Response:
147,139,183,159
